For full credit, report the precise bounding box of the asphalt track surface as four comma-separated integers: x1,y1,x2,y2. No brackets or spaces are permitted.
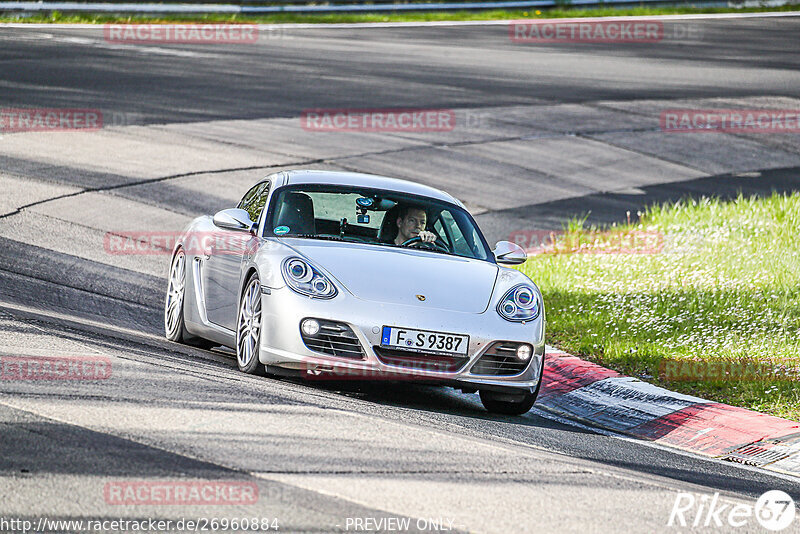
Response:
1,16,800,533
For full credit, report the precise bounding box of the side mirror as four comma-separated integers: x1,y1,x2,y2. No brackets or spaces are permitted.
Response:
493,241,527,265
212,208,256,233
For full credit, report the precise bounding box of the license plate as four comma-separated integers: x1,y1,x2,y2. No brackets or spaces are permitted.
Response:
381,326,469,356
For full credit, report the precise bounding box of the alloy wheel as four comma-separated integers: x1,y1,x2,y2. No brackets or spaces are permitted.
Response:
164,250,186,339
237,276,263,371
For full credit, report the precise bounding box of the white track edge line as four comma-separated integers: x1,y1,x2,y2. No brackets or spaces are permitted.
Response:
0,11,798,29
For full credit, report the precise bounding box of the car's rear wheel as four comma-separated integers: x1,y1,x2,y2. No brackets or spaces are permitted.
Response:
165,248,216,349
236,274,266,375
165,249,188,342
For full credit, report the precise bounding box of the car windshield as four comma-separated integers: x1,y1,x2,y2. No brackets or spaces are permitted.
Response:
265,185,491,261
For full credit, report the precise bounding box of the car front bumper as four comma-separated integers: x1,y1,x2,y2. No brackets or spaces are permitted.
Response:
258,286,545,393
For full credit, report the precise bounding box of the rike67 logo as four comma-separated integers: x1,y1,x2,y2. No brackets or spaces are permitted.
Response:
669,490,796,531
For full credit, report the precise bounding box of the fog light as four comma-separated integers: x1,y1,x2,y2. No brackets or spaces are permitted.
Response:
516,344,532,361
301,318,320,336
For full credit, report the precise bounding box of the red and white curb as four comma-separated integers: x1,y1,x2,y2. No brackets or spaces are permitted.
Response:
540,348,800,477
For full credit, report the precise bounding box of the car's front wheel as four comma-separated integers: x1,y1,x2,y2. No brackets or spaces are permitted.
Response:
236,274,266,375
479,389,537,415
480,354,544,415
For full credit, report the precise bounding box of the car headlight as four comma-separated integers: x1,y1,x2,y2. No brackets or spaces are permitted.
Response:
497,284,540,322
282,257,337,299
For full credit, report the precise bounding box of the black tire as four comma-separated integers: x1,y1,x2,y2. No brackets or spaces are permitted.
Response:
236,274,266,375
165,248,216,350
165,249,188,343
480,353,545,415
479,390,537,415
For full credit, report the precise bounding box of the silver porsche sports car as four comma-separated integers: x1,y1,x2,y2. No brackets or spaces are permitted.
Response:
164,170,545,414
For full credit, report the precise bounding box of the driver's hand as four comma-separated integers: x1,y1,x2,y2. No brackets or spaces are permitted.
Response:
418,230,437,243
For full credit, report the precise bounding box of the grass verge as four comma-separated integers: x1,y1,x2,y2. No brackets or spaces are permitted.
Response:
517,192,800,421
0,4,798,24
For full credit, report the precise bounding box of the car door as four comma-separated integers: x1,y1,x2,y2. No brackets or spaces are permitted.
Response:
203,181,270,330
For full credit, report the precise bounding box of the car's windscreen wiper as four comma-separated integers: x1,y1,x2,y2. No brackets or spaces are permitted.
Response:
385,242,458,258
288,234,464,257
288,234,344,241
290,234,370,244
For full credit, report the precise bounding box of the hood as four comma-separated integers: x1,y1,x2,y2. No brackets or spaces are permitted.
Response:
282,239,498,313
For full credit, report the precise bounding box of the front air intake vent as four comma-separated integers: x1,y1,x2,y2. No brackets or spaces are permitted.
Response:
470,342,530,376
301,320,365,360
373,347,468,373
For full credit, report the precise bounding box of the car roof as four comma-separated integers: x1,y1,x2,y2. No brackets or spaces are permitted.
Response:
277,170,462,207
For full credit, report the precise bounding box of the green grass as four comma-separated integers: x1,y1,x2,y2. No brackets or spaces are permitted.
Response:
1,4,798,24
518,192,800,421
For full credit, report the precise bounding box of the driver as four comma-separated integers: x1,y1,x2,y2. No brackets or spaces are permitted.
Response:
394,205,438,246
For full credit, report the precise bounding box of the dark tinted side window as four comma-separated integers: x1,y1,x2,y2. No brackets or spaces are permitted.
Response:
237,181,271,223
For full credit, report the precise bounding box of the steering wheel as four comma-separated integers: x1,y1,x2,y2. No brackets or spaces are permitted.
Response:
401,236,450,253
